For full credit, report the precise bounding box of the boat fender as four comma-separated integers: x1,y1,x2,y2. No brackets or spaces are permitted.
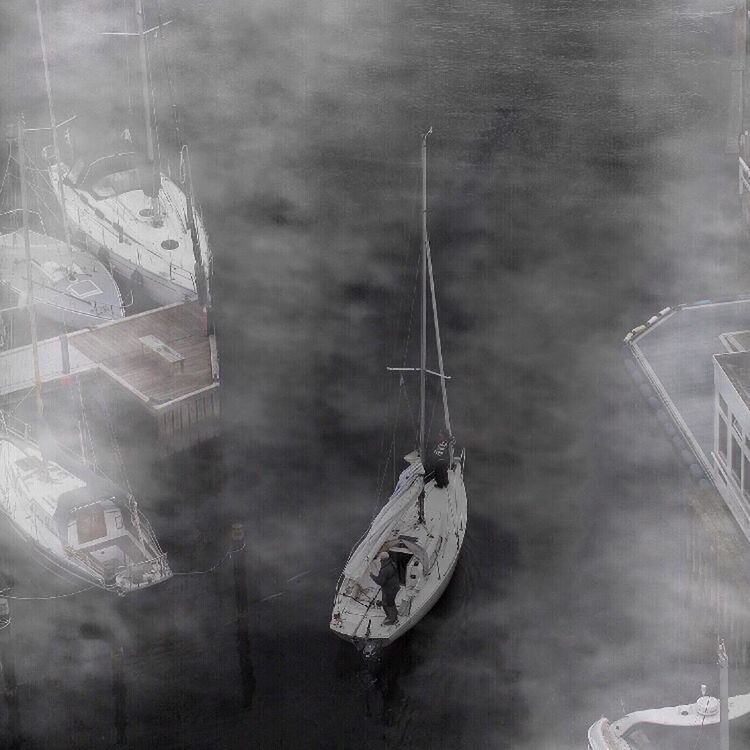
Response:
647,315,659,326
631,324,646,335
623,331,634,343
659,307,672,316
131,269,144,287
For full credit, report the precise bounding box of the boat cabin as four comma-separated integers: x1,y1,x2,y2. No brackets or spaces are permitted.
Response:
713,345,750,514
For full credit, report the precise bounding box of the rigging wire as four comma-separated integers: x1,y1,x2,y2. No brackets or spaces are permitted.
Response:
0,585,96,601
172,541,246,577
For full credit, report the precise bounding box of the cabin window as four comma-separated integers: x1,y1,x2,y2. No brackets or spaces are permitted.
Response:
114,514,123,530
732,437,742,483
76,504,107,544
719,417,728,460
719,394,728,416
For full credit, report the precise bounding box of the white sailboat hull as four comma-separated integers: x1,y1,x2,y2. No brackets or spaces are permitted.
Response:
49,159,209,308
0,417,171,594
331,457,468,650
0,230,124,329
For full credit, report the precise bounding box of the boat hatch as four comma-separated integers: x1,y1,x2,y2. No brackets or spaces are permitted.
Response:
39,261,69,284
75,503,107,543
15,455,45,474
67,279,102,299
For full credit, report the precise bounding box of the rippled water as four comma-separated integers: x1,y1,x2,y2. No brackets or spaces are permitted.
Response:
2,0,750,747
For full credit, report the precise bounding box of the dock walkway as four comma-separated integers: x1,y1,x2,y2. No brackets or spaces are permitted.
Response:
0,301,219,455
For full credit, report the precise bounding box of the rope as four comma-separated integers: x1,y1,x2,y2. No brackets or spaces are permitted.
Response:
1,585,96,601
690,706,707,750
172,542,246,577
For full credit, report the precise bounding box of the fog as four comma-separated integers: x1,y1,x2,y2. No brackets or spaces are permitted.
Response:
1,0,750,747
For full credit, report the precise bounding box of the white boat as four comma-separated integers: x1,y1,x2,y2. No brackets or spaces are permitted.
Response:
0,211,124,329
0,412,171,594
330,131,468,652
0,118,171,595
588,690,750,749
48,152,210,307
46,0,211,309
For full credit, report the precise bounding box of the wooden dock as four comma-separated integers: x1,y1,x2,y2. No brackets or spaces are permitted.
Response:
0,301,219,456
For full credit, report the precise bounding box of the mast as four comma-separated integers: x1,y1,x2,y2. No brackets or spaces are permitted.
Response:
426,241,451,437
34,0,74,265
134,0,161,223
420,129,431,458
18,120,44,422
719,638,730,750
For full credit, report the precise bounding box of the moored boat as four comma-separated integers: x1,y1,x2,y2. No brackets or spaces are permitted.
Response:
46,0,211,310
0,211,124,329
330,131,468,653
0,412,171,594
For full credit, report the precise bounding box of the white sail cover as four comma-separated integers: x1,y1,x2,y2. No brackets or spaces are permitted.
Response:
343,461,425,581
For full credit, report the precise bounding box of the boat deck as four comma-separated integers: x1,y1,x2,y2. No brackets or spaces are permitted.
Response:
71,302,212,405
0,301,219,455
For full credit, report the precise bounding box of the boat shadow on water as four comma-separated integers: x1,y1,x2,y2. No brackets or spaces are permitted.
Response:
333,519,525,745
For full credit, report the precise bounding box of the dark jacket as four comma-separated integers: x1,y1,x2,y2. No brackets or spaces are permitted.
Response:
431,434,455,463
371,558,400,601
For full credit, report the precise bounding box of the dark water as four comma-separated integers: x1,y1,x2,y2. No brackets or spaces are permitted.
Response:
2,0,750,748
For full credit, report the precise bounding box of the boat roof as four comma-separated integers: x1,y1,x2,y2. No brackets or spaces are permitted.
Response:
631,298,750,468
716,349,750,410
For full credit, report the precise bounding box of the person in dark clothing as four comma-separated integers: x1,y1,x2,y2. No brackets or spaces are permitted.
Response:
371,552,400,626
429,429,455,488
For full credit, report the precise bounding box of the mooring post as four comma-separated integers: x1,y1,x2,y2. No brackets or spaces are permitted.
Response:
0,595,20,747
719,638,729,750
232,523,254,709
111,640,127,745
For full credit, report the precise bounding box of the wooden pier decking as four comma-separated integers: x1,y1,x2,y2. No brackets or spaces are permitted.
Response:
0,301,219,455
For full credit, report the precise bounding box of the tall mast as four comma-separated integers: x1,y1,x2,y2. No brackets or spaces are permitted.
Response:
426,241,451,437
420,129,431,458
34,0,74,265
134,0,161,223
18,120,44,421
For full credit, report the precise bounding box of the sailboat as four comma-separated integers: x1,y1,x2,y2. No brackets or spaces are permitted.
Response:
588,690,750,749
46,0,211,310
0,120,171,595
588,642,750,749
0,1,124,332
330,131,468,652
0,209,124,330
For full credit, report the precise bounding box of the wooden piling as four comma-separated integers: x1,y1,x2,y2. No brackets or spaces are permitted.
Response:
232,523,254,709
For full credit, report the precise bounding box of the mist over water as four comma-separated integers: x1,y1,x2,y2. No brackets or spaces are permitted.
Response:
1,0,750,747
